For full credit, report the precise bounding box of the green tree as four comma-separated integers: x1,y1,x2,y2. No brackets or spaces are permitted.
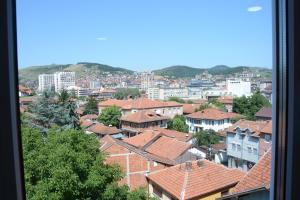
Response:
57,89,70,104
27,91,80,131
98,106,122,127
84,97,99,115
167,115,189,133
193,129,220,147
22,126,129,200
168,97,185,103
233,91,271,120
114,88,141,100
195,103,210,112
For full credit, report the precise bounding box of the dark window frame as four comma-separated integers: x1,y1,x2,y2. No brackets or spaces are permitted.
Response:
0,0,300,199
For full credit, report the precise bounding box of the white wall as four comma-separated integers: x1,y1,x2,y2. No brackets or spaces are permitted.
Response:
226,79,251,97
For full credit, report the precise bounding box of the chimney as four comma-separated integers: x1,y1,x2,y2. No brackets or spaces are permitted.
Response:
197,159,205,167
185,161,192,171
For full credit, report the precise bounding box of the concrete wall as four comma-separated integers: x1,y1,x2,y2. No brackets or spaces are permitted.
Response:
186,118,233,133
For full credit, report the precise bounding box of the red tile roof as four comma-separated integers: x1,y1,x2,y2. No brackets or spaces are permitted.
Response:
120,110,169,123
123,130,161,149
80,120,94,128
87,123,121,135
80,114,98,123
232,149,272,194
182,103,202,114
99,97,182,110
218,96,234,104
186,108,239,120
147,160,245,200
260,120,272,135
19,85,33,95
255,107,272,118
154,128,192,142
227,120,269,137
145,136,191,160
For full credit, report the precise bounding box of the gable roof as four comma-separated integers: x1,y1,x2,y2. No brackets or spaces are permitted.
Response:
255,107,272,118
80,114,98,123
182,103,202,114
217,96,234,104
123,130,161,149
145,136,191,160
87,123,121,135
120,110,169,123
80,120,94,128
155,128,192,142
260,120,272,135
232,148,271,194
99,97,182,110
186,108,239,120
227,119,269,137
147,160,245,200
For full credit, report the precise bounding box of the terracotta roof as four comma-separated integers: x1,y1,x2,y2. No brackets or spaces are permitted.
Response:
19,96,36,103
120,110,169,123
80,120,94,128
227,120,269,137
232,148,272,194
186,108,240,120
87,124,121,135
154,128,192,142
211,142,226,152
80,114,98,123
218,96,234,104
19,85,33,95
260,120,272,135
192,99,207,104
182,103,202,114
145,136,191,160
99,97,182,110
255,107,272,118
147,160,245,200
123,130,161,149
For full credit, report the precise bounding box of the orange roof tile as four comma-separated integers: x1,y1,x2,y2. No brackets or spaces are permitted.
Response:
145,136,191,160
227,119,269,137
232,149,271,193
120,110,169,123
123,130,161,148
87,123,121,135
182,103,202,114
80,120,94,128
147,160,245,200
260,120,272,135
218,96,234,104
19,85,33,95
80,114,98,123
99,97,182,110
186,108,239,120
154,128,192,142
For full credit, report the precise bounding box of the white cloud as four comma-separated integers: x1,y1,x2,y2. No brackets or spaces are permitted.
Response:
247,6,262,12
96,37,107,41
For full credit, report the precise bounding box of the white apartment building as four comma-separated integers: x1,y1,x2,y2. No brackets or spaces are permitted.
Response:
54,71,75,92
159,87,189,100
89,81,101,89
226,78,251,97
67,86,90,97
38,74,55,92
147,87,189,100
141,71,154,91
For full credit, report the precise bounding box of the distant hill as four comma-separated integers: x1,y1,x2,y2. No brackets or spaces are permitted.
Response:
153,65,272,78
19,62,134,83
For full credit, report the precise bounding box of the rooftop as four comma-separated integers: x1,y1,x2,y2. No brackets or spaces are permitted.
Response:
186,108,239,120
227,119,269,137
147,160,245,200
120,110,169,123
255,107,272,118
87,123,121,135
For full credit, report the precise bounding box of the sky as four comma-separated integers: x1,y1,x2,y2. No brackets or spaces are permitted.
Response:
16,0,272,71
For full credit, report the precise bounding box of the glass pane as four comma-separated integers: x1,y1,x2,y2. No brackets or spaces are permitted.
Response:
17,0,273,199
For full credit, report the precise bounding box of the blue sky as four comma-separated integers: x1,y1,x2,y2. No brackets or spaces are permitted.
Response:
17,0,272,71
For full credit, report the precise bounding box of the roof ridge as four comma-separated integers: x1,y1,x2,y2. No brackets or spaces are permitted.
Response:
180,170,189,200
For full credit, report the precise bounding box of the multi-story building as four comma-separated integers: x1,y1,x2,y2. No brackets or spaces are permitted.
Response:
226,78,251,97
54,71,75,92
147,87,189,100
141,71,154,91
147,87,160,100
98,97,183,119
89,80,101,89
226,120,272,171
38,74,55,92
186,108,239,133
66,86,90,97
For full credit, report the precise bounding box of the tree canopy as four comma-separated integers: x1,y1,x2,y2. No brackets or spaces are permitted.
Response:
114,88,141,100
167,115,189,133
233,91,271,120
22,126,130,200
26,91,79,131
168,97,186,103
193,129,220,147
84,97,99,115
98,106,122,127
195,99,227,112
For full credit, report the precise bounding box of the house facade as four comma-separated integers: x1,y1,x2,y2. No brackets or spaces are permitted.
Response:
226,120,272,171
186,108,239,133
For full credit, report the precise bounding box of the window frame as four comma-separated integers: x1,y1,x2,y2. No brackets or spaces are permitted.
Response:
0,0,299,199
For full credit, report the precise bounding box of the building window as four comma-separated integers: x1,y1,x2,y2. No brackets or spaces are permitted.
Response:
232,143,236,151
237,144,241,152
265,134,271,142
253,148,258,155
247,147,252,153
